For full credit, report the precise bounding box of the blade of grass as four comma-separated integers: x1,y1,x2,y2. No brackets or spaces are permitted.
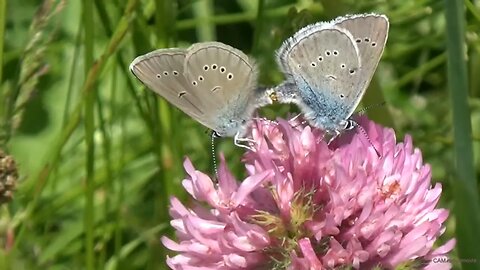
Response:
13,0,140,251
395,53,446,88
82,0,96,268
192,0,216,41
94,0,155,135
175,2,322,30
89,0,120,266
149,0,180,268
95,60,115,269
0,0,7,147
104,224,167,270
252,0,265,53
0,0,5,85
114,63,127,267
444,0,480,269
465,0,480,22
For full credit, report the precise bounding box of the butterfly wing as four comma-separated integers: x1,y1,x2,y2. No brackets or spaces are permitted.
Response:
334,14,389,111
184,42,259,136
277,25,362,129
129,48,208,123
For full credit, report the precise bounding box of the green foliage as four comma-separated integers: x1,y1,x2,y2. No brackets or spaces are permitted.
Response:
0,0,479,269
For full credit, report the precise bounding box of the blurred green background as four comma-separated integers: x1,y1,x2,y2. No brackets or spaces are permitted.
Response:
1,0,479,269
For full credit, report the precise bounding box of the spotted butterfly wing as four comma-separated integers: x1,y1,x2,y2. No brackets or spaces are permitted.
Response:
275,13,389,134
130,42,260,137
333,14,389,113
183,42,259,137
276,24,361,132
129,48,206,120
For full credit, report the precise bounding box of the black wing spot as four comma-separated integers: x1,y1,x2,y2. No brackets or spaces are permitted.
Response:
212,64,217,70
156,74,161,78
192,81,197,86
341,64,346,69
349,69,356,75
356,39,361,43
371,42,377,47
173,71,179,76
220,67,226,73
163,71,169,76
311,62,316,67
204,65,209,71
333,50,339,56
178,91,187,97
364,37,370,42
327,75,337,80
340,94,345,99
211,86,221,92
325,50,331,56
227,73,233,80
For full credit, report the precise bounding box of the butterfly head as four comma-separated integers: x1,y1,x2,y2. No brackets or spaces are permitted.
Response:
213,117,249,138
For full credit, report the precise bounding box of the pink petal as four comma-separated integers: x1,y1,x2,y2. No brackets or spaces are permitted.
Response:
298,238,323,269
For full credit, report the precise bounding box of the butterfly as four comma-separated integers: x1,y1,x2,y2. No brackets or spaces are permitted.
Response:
130,42,271,148
273,13,389,142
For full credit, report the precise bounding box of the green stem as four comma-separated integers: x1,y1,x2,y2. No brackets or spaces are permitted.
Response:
192,0,216,41
0,0,7,147
444,1,480,269
176,3,320,30
0,0,5,84
395,53,446,88
83,0,96,268
252,0,266,53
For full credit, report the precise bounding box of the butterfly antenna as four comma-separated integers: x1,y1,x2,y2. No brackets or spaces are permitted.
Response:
358,101,387,115
354,121,381,158
211,131,219,179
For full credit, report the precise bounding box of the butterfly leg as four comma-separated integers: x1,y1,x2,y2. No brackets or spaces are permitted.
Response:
320,132,327,142
289,114,310,130
252,116,277,126
234,132,256,151
327,130,340,145
289,113,303,122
